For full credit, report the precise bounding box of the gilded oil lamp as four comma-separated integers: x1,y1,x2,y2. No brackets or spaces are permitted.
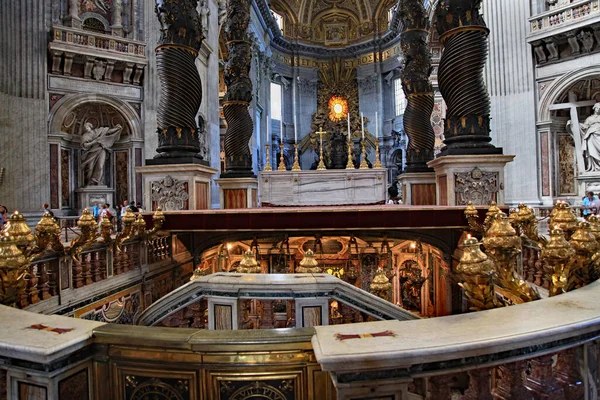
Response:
297,249,321,273
569,221,598,256
33,212,63,254
456,237,497,311
482,212,522,264
236,249,261,274
588,215,600,242
134,214,147,236
464,201,483,233
549,202,578,239
0,234,30,307
100,215,113,243
151,208,166,233
3,211,34,248
121,208,137,237
483,201,502,230
542,228,575,296
77,208,99,241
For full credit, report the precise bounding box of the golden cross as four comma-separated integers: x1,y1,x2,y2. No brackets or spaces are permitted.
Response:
316,126,327,139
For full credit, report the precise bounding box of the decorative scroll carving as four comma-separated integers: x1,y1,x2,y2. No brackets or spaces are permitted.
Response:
222,0,254,177
399,0,435,171
154,0,204,160
151,175,189,211
455,167,499,206
436,0,497,153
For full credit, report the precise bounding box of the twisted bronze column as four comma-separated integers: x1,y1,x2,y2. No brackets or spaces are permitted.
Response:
221,0,255,177
399,0,435,172
436,0,500,154
154,0,205,161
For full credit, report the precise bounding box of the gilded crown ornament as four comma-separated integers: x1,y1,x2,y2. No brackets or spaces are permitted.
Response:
237,249,261,274
370,267,392,300
297,249,321,273
542,228,575,297
3,212,34,248
549,201,578,239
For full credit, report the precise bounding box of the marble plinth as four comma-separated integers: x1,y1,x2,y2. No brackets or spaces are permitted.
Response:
214,177,259,209
135,164,217,211
428,155,514,206
258,169,387,207
577,173,600,198
397,172,436,205
76,185,114,212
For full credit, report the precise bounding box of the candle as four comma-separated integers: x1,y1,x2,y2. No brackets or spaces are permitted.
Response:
280,119,283,140
375,111,378,139
361,112,365,140
294,115,298,143
347,112,351,141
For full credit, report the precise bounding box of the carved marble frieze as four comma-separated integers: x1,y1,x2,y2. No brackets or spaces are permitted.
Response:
151,175,189,211
454,167,499,206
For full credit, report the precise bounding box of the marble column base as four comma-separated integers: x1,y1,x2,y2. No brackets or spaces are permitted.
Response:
76,186,115,213
135,164,217,211
428,155,515,206
214,177,258,209
397,172,436,205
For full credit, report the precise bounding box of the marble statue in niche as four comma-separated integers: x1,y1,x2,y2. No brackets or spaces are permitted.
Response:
568,103,600,172
81,122,122,186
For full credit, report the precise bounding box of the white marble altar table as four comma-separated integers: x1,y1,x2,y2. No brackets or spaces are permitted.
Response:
258,169,387,206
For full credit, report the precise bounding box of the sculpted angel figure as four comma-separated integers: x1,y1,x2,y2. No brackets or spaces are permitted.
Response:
81,122,122,186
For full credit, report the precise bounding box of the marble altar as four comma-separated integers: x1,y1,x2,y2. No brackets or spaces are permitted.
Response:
258,169,387,206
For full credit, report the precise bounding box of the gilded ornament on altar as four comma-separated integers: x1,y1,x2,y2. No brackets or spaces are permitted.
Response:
370,267,392,299
569,221,598,256
237,250,261,274
542,228,575,296
297,249,320,273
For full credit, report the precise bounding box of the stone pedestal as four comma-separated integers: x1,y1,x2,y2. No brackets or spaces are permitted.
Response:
577,173,600,197
76,186,115,212
215,177,258,209
295,297,329,328
428,155,514,206
397,172,436,205
135,164,217,211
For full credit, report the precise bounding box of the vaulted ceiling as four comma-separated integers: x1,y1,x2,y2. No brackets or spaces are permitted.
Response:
270,0,398,47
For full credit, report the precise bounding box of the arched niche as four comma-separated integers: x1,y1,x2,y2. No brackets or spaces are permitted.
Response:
47,94,143,212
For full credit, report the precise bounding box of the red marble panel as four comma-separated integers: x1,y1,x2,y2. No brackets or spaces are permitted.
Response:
115,151,129,207
412,183,436,206
224,189,247,209
195,182,208,210
50,144,59,209
135,148,142,207
61,149,70,208
438,175,448,206
541,131,550,196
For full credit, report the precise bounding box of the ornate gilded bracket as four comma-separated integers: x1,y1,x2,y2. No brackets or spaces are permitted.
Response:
69,208,100,263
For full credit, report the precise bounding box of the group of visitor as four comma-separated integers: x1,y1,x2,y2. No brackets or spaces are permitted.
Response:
91,201,116,223
582,191,600,218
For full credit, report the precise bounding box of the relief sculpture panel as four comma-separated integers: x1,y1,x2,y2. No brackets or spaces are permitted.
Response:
558,134,576,195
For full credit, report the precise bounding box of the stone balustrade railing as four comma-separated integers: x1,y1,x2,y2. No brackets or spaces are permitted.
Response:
48,25,147,84
51,25,146,59
2,278,600,399
530,0,599,33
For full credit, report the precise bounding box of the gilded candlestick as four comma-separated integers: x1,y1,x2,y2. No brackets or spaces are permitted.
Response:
345,139,354,169
317,126,327,170
277,142,286,171
264,143,273,171
292,143,301,171
359,140,368,169
374,139,383,168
